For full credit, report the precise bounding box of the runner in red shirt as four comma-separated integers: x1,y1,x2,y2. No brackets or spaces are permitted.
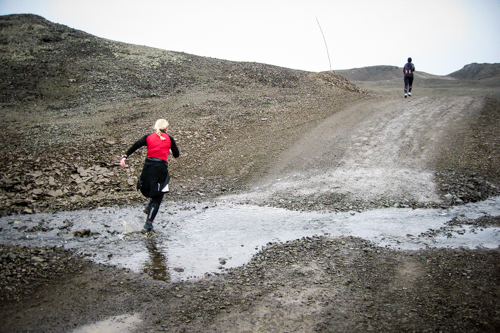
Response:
120,119,180,233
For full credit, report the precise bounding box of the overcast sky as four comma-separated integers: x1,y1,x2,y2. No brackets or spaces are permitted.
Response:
1,0,499,75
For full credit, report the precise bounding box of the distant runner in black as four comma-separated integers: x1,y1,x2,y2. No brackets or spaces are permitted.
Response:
120,119,180,233
403,57,415,98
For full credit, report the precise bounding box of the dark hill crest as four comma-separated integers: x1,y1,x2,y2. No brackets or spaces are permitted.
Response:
0,14,362,108
447,62,500,80
335,65,444,82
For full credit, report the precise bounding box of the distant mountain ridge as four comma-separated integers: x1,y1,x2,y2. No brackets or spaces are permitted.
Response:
447,63,500,80
334,66,401,82
335,66,444,82
336,63,500,82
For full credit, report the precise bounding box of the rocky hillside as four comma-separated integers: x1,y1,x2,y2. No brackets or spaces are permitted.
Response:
0,14,314,105
448,62,500,80
0,14,367,216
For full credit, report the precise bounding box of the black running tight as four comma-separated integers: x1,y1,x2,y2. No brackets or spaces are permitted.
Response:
404,75,414,93
147,193,165,223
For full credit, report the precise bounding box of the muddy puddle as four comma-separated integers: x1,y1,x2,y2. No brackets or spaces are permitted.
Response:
71,313,142,333
1,196,499,283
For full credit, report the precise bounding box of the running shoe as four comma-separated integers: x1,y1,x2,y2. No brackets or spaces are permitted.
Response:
142,221,154,233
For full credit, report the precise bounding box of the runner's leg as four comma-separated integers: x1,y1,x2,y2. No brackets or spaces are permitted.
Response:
145,193,164,226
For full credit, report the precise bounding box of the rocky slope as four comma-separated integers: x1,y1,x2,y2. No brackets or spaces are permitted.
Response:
0,14,366,217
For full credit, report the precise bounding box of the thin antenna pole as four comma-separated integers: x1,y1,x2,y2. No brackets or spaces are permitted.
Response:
316,17,332,71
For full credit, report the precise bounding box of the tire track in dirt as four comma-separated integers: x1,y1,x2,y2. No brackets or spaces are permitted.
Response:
250,96,485,205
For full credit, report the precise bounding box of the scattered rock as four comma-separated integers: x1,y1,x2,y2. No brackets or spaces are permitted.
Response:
73,229,91,237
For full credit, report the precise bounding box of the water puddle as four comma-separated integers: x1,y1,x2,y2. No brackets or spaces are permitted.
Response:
71,313,142,333
1,197,499,282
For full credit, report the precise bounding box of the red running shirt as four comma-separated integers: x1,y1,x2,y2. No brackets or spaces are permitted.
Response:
146,133,172,161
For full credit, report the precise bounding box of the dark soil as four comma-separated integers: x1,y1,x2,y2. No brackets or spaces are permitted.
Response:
1,238,499,333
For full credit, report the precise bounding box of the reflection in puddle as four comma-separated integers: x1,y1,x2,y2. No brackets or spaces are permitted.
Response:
143,237,169,282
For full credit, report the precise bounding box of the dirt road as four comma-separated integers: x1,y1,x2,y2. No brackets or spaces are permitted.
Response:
240,96,492,209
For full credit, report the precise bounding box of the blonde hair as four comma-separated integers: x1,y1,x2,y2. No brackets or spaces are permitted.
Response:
154,119,169,140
